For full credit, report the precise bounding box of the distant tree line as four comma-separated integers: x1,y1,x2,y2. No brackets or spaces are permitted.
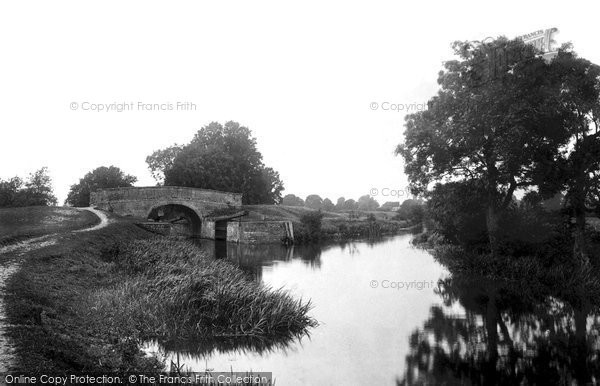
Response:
282,193,380,211
281,193,424,222
0,167,57,207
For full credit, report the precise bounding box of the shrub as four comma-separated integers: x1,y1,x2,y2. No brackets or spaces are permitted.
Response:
298,210,324,241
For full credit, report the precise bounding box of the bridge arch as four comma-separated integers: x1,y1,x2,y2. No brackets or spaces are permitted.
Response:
90,186,243,238
147,203,202,235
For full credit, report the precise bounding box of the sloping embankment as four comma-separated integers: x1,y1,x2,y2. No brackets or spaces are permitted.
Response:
3,218,316,373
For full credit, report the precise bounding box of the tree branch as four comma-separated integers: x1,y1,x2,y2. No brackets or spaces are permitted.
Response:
501,178,518,209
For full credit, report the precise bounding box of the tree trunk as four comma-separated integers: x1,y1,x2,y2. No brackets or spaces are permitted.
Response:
573,204,589,266
486,204,500,256
571,178,590,266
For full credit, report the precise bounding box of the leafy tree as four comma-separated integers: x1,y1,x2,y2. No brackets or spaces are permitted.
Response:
397,37,569,255
305,194,323,210
24,167,58,206
342,199,358,211
396,198,425,223
335,197,345,211
357,194,379,211
322,198,335,212
162,121,284,204
282,194,304,206
0,168,57,207
534,48,600,264
425,181,488,248
66,166,137,207
0,177,24,207
146,144,182,185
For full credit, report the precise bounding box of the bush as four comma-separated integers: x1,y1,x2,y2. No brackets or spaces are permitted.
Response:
0,168,57,207
394,199,425,224
425,181,489,249
298,210,324,241
424,182,572,262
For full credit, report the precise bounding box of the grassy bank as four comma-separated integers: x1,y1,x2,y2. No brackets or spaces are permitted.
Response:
243,204,401,223
293,216,416,244
237,204,414,244
95,238,316,340
0,206,99,246
5,221,316,373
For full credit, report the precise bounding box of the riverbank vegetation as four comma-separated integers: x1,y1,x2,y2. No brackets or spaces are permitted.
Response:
5,220,316,373
399,39,600,269
293,211,417,243
397,39,600,382
242,203,420,244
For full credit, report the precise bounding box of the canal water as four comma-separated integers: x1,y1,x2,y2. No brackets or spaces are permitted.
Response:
145,233,600,385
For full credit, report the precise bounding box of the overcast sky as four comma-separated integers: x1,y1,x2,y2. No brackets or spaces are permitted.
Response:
1,1,599,205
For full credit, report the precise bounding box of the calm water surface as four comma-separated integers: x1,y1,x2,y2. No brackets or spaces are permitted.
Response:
146,233,600,385
147,233,449,385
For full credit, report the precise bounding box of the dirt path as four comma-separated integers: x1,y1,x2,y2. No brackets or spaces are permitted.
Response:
75,207,111,232
0,207,108,372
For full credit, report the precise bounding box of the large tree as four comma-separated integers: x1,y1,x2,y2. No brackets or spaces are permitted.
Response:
397,37,569,255
535,48,600,264
66,166,137,207
159,121,284,205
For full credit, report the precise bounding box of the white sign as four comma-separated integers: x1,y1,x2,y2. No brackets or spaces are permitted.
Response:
517,28,559,53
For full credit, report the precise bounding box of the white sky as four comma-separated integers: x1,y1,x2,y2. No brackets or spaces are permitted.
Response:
1,0,599,205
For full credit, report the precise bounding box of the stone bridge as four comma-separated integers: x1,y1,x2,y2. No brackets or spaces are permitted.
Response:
90,186,243,238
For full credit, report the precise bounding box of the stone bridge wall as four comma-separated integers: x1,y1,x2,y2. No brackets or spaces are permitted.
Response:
227,221,294,244
90,186,242,219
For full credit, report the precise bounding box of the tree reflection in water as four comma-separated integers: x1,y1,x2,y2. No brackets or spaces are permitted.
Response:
193,240,324,281
399,272,600,385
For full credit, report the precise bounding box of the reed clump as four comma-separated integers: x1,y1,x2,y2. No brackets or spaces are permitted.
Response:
94,239,317,342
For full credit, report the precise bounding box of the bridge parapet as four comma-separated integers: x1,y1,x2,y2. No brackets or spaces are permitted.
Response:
90,186,242,220
91,186,241,206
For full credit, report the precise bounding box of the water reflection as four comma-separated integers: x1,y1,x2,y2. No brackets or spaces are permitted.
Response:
149,334,308,365
193,239,323,280
149,234,445,385
400,272,600,385
159,236,600,384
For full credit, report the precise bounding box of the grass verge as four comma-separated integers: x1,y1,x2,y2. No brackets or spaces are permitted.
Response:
0,206,99,246
5,221,316,373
